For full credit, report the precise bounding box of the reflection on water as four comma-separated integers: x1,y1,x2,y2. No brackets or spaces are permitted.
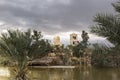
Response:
30,68,74,80
1,66,120,80
0,67,10,77
0,67,10,80
29,67,120,80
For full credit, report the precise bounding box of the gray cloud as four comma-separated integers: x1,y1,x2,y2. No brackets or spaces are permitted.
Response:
0,0,116,34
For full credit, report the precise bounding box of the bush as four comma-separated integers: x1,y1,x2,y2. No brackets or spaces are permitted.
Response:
91,44,120,67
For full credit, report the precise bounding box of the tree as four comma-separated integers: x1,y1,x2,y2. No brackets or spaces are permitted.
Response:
31,30,53,58
90,1,120,46
81,30,89,43
90,1,120,67
91,44,111,67
0,29,52,80
73,30,89,58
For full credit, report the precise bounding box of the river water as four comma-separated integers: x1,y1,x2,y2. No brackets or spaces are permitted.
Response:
0,66,120,80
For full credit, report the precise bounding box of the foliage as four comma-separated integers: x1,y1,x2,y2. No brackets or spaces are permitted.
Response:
0,29,52,80
91,44,110,67
33,39,53,58
90,1,120,46
72,31,89,58
90,1,120,67
112,1,120,13
29,30,53,59
53,45,64,54
62,47,72,65
0,55,12,66
91,44,120,67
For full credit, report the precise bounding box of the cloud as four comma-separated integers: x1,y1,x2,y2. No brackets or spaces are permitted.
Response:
0,0,115,34
0,0,116,44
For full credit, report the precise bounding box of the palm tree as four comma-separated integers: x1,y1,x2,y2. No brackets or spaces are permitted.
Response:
90,1,120,46
90,1,120,67
0,29,51,80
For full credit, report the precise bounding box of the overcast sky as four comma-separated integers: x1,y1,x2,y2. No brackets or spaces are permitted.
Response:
0,0,116,45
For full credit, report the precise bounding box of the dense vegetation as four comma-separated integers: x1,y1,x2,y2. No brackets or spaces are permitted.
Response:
0,29,52,80
72,30,89,58
91,1,120,67
91,44,120,67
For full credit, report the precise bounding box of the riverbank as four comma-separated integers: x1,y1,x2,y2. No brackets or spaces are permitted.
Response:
30,66,75,68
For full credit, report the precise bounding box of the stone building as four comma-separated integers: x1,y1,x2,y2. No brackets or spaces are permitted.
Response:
53,36,61,46
70,33,79,46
